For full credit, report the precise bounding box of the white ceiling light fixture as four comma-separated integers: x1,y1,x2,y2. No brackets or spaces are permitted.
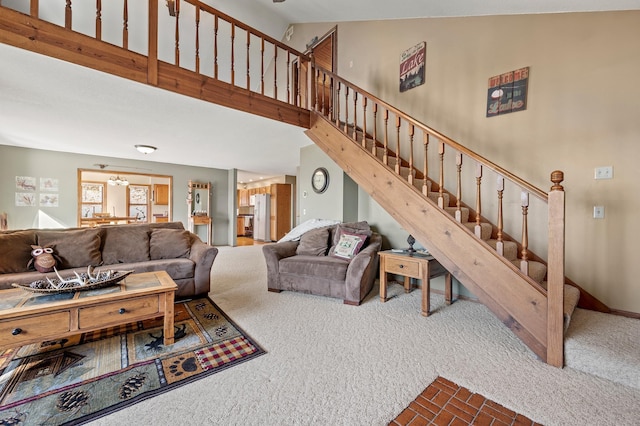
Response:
135,144,157,154
108,176,129,186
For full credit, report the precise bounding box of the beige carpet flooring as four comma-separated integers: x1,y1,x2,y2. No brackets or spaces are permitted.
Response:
90,245,640,425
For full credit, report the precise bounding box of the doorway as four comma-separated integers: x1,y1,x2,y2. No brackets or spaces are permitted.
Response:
77,169,172,227
295,27,337,115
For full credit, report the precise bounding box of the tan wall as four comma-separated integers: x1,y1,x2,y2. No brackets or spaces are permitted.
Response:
289,11,640,313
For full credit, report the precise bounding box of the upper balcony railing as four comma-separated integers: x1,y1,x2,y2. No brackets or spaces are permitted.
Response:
1,0,311,109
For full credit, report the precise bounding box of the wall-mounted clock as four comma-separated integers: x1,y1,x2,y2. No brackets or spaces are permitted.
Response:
311,167,329,194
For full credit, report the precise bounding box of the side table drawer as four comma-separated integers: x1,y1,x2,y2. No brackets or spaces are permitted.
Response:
0,311,70,347
385,257,420,277
79,295,159,330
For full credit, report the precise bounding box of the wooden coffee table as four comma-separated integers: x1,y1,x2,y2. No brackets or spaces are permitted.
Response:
0,271,177,351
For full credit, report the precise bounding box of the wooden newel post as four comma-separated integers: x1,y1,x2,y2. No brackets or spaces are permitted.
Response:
547,170,565,367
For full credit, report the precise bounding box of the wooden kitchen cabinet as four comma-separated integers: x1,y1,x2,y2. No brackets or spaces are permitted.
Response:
237,217,245,236
269,183,292,241
154,184,169,205
238,189,250,207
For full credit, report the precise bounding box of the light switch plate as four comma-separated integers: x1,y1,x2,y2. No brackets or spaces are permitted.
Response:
594,166,613,179
593,206,605,219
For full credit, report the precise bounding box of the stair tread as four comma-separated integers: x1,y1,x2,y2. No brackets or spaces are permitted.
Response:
511,259,547,283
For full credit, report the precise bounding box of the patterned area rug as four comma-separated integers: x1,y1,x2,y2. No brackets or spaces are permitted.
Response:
0,297,265,425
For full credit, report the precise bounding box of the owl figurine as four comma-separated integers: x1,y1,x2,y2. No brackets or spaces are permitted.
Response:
27,245,59,273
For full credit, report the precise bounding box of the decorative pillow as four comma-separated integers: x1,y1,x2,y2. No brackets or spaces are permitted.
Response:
37,228,102,269
0,230,37,273
101,225,150,264
328,222,372,257
330,230,367,261
295,226,331,256
150,228,191,260
330,221,372,246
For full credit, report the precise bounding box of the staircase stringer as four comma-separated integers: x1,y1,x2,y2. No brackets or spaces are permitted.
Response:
306,113,550,362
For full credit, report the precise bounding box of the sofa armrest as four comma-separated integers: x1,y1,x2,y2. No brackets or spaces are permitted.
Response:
344,235,382,303
262,241,298,290
189,239,218,295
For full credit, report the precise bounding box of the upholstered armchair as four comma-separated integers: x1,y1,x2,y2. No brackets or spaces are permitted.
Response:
262,221,382,305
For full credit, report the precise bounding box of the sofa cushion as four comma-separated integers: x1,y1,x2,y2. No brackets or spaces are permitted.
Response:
279,255,349,282
150,228,191,260
102,225,150,264
0,230,37,273
37,228,102,269
331,230,367,261
295,226,331,256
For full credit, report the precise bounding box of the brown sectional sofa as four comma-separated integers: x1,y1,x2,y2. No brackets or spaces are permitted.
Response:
0,222,218,298
262,221,382,305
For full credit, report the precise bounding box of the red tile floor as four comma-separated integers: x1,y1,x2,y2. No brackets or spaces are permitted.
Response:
390,376,543,426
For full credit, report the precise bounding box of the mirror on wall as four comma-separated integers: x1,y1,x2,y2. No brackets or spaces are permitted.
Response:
77,169,172,227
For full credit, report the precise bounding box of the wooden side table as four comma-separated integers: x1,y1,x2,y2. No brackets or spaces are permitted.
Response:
379,250,452,316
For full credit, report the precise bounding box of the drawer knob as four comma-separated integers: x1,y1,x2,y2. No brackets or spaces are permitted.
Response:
399,264,404,269
12,328,22,336
119,308,126,314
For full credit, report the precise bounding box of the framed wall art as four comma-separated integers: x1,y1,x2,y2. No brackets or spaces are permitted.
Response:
400,42,426,92
486,67,529,117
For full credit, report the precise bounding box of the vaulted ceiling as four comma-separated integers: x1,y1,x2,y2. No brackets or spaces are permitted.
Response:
1,0,638,183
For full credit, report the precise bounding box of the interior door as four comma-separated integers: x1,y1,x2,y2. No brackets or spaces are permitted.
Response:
311,30,335,118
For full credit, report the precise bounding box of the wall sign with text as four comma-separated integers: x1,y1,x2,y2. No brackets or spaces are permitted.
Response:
486,67,529,117
400,42,426,92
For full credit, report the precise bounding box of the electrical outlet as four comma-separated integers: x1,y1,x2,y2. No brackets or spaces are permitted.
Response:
593,206,605,219
594,166,613,180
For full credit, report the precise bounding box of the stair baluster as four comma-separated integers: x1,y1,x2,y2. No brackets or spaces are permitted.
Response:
335,82,341,127
214,15,219,79
65,0,71,30
286,51,291,103
259,37,264,94
352,91,358,142
475,163,483,238
244,31,250,89
455,153,462,222
96,0,101,40
174,0,180,66
123,0,128,50
520,191,530,276
422,133,430,195
383,109,389,165
328,76,334,119
321,72,327,115
362,97,368,149
496,176,504,256
195,6,201,73
343,87,350,134
438,141,445,208
273,45,277,98
408,124,414,185
395,116,401,174
30,0,38,18
372,103,378,156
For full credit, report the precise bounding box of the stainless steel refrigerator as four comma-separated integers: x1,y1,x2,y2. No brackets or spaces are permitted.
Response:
253,193,271,242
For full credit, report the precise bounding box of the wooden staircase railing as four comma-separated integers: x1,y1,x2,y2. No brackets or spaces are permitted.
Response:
0,0,312,128
307,65,572,366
